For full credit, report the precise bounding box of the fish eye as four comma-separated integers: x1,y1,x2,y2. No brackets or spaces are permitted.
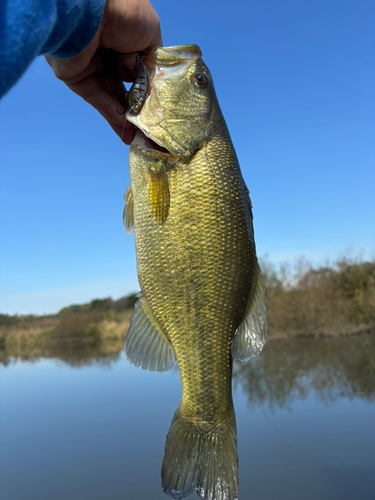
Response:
192,73,208,88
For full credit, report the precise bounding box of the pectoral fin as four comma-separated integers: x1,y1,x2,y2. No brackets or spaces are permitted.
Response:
125,295,176,372
149,161,170,224
243,180,253,214
123,185,134,235
232,263,267,362
243,179,255,249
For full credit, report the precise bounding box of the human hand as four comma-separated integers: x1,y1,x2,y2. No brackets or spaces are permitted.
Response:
45,0,162,144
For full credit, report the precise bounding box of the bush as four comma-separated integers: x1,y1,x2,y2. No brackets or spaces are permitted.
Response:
48,312,102,340
262,255,375,336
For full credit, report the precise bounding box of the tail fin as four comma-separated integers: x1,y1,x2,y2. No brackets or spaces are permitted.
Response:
161,406,238,500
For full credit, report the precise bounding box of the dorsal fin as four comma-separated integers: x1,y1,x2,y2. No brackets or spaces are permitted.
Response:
125,296,176,372
232,263,267,362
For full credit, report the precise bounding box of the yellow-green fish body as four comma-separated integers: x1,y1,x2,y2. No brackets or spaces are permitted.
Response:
124,45,267,500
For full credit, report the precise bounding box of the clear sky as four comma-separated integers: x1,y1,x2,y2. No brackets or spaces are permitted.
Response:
0,0,374,314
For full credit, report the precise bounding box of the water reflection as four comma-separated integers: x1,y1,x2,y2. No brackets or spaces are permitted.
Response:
2,334,374,406
1,335,374,500
234,335,375,409
0,340,123,368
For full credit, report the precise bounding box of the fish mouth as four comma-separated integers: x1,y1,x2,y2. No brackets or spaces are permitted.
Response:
132,128,172,156
142,133,170,154
127,45,202,158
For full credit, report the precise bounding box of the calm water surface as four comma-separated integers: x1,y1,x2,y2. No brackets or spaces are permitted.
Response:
1,336,374,500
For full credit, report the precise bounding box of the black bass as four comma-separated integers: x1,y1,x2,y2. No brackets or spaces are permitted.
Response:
123,44,267,500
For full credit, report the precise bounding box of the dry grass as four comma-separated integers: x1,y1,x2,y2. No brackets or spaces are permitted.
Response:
0,309,134,363
0,297,135,358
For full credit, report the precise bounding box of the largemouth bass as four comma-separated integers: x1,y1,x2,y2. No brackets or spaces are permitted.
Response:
123,45,267,500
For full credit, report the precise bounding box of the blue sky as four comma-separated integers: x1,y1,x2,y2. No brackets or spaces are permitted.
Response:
0,0,374,314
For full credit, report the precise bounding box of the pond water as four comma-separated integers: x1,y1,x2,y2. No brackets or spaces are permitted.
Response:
1,335,374,500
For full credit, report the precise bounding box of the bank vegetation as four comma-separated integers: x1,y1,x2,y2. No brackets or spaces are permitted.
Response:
1,256,374,360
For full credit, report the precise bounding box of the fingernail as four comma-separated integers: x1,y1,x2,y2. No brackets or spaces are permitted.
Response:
116,106,126,116
122,53,138,71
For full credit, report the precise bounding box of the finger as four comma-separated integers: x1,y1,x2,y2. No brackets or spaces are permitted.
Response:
96,73,128,110
66,74,136,144
107,120,136,145
46,52,104,84
102,0,162,53
117,52,140,82
45,28,102,80
66,74,128,128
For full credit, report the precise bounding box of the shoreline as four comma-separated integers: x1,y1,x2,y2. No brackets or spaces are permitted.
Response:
268,323,375,340
1,320,373,355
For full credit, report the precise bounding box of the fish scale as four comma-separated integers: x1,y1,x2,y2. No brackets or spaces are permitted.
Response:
133,139,250,405
124,45,267,500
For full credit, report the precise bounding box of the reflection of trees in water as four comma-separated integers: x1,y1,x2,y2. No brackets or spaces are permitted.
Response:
0,342,122,368
49,346,122,368
2,336,374,406
233,335,375,410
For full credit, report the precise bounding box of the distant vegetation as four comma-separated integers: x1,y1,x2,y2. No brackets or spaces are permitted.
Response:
0,257,374,362
0,294,138,362
261,255,375,337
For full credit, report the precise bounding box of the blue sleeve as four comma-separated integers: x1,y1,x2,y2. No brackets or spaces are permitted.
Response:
0,0,106,99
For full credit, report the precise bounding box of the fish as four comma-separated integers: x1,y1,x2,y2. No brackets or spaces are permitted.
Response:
123,44,267,500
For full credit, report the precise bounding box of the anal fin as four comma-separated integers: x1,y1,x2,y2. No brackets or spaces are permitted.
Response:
232,262,268,362
125,296,176,372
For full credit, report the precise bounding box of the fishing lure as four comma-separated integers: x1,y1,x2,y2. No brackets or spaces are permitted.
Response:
128,57,149,114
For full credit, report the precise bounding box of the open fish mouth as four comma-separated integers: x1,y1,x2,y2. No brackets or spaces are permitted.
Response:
142,133,170,154
126,45,203,158
133,128,172,155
